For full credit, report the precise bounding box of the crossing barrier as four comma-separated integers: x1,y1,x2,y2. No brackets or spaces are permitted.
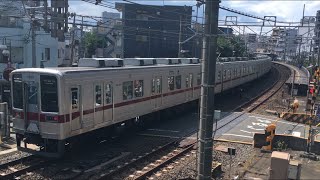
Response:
280,112,316,125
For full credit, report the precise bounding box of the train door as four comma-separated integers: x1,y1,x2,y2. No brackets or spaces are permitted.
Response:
152,76,162,109
94,84,103,125
70,86,81,131
103,82,113,124
23,80,40,134
185,73,193,101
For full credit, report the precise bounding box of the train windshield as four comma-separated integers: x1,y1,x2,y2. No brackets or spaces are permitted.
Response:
41,75,58,112
12,74,23,109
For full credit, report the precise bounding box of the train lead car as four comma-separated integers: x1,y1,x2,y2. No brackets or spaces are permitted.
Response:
10,57,271,157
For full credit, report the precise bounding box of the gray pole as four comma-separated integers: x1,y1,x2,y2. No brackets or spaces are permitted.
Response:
178,15,182,58
197,0,220,179
31,17,36,68
79,16,84,59
70,13,76,65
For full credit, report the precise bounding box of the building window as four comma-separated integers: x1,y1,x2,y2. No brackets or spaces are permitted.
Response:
134,80,144,97
123,81,133,100
136,35,148,42
45,48,50,61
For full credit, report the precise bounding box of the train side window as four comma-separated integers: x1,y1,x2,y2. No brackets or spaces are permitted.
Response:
123,81,133,100
233,69,236,77
197,73,201,85
223,70,226,80
186,76,189,88
71,88,79,109
105,83,112,104
228,70,231,79
134,80,144,97
95,85,102,106
156,78,162,93
189,73,193,87
168,76,174,91
151,79,156,93
217,71,221,81
176,75,181,89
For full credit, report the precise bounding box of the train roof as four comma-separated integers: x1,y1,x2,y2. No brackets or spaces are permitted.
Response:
12,57,271,76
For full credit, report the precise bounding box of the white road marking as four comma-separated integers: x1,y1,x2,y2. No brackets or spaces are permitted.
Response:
252,122,268,127
147,129,180,133
240,130,254,134
222,133,253,138
292,131,301,137
247,125,264,131
256,119,272,124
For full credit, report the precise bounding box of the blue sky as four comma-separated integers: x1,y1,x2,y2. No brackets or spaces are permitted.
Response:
69,0,320,34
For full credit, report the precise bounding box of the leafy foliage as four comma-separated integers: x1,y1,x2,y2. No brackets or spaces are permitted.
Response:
83,32,108,58
217,35,247,57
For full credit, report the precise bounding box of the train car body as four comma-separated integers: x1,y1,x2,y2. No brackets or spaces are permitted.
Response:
11,57,271,157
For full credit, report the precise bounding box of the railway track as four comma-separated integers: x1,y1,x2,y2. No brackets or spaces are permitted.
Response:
94,64,290,180
0,155,50,180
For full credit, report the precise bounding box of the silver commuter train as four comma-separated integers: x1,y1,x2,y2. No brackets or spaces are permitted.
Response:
11,56,271,157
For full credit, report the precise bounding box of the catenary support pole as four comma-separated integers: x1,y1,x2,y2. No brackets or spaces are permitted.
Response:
31,11,36,67
197,0,220,179
178,15,182,58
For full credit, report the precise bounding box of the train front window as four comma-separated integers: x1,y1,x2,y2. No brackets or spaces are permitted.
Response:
13,74,23,109
28,85,38,105
41,75,58,112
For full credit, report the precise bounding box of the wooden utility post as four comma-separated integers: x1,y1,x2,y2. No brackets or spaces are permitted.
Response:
197,0,220,179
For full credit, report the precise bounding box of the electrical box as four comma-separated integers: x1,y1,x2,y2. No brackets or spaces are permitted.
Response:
287,160,301,180
269,151,290,180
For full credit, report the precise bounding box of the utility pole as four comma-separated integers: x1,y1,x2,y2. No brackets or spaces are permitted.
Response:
178,15,182,58
70,13,76,65
197,0,220,179
31,7,36,67
79,16,84,59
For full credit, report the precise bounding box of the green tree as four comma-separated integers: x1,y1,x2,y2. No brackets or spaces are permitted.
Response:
84,32,98,58
217,35,247,57
83,32,108,58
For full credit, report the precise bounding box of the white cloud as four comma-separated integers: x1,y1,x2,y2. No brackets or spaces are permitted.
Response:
224,0,319,22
